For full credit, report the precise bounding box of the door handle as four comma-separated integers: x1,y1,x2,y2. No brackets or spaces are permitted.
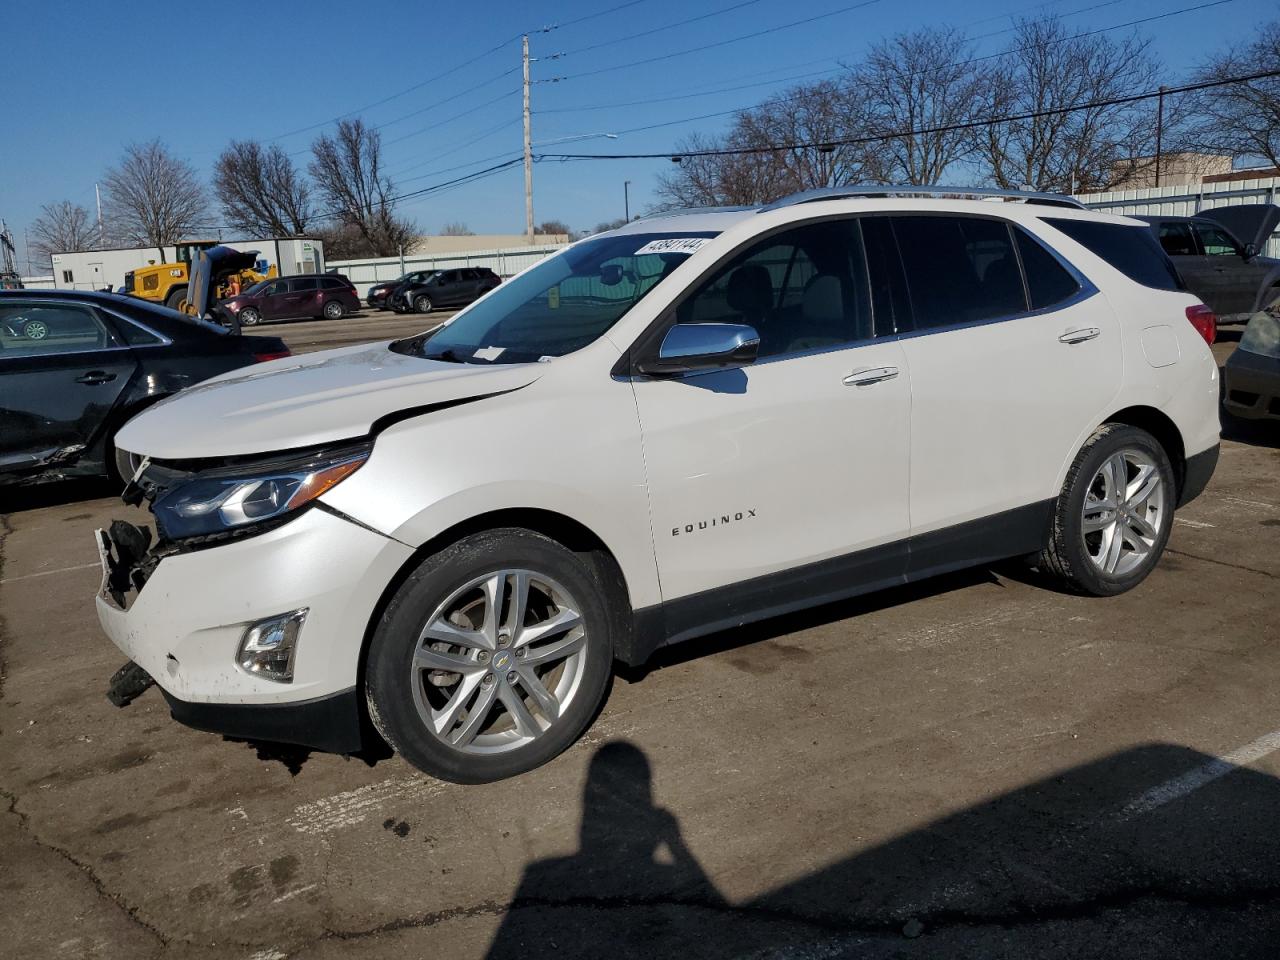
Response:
1058,327,1100,344
75,370,117,385
843,366,899,386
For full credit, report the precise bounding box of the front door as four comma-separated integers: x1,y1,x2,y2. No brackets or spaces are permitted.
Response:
887,214,1121,545
1155,221,1222,311
257,279,291,319
630,218,912,632
0,299,137,475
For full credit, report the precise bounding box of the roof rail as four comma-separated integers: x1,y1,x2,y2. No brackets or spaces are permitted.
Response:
758,185,1087,212
630,204,757,222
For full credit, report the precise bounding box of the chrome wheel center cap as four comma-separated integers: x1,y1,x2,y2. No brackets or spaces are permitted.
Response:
491,650,514,673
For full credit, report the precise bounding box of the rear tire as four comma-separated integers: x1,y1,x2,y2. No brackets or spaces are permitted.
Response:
1038,424,1175,596
238,307,261,326
322,300,345,320
365,528,614,783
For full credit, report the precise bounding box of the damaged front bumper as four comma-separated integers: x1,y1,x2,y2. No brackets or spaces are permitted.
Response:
94,505,415,753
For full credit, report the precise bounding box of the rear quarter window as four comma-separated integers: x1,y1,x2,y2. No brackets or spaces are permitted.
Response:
1045,218,1185,292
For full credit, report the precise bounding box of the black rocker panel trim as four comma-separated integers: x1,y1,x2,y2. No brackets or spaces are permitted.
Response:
622,499,1055,666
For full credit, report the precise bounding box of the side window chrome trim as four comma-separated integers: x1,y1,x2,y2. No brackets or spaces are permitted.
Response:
886,281,1099,343
97,306,174,347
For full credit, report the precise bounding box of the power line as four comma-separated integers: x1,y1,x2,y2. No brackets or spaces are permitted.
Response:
382,87,521,149
557,0,767,58
542,0,1243,145
536,68,1280,161
555,0,886,82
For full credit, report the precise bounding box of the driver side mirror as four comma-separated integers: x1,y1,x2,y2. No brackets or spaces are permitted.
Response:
1245,241,1258,261
635,322,760,377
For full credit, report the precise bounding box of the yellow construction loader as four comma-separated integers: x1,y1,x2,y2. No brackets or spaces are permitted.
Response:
123,240,276,311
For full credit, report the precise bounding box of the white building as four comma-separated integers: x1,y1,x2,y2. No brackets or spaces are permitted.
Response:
46,237,324,292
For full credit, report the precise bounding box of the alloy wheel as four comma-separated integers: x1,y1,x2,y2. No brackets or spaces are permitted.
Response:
410,569,587,755
323,301,344,320
1081,448,1166,576
239,308,260,326
23,320,48,339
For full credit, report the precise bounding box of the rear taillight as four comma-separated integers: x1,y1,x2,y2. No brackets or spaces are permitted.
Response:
1185,304,1216,346
253,350,291,362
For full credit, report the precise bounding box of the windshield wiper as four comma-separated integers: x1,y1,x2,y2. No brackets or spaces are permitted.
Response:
423,348,466,363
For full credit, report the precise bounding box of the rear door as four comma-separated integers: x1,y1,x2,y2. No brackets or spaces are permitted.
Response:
1192,221,1268,315
0,299,138,475
1154,220,1220,309
286,277,321,317
887,214,1120,554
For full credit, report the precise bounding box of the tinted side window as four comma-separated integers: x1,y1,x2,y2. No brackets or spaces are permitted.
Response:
892,216,1027,330
1194,223,1241,257
265,280,288,296
676,220,872,358
291,278,319,292
1157,221,1197,256
112,315,165,345
319,277,343,290
1045,218,1185,291
0,301,119,356
1014,227,1081,310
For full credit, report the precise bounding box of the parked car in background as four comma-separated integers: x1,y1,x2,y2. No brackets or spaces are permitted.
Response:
1141,204,1280,321
367,271,436,310
389,267,501,314
0,290,288,486
1224,301,1280,421
218,274,360,326
97,188,1220,783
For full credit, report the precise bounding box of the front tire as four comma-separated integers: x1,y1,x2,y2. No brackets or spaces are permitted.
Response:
238,307,261,326
413,294,433,313
365,528,613,783
1039,424,1175,596
164,287,187,311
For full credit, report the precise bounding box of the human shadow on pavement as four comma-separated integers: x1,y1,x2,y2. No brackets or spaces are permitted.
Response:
487,741,1280,959
485,741,731,959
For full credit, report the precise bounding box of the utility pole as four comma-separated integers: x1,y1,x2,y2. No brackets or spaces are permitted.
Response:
1154,85,1166,188
523,35,534,245
95,182,105,247
624,180,631,222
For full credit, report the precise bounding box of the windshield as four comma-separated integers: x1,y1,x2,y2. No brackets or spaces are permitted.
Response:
397,232,717,364
244,279,272,296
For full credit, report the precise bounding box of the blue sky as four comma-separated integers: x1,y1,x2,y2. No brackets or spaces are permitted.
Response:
1,0,1268,268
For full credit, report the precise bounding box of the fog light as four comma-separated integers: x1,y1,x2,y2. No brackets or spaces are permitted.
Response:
237,609,307,682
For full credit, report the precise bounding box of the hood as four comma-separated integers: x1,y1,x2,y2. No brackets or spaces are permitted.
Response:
115,340,543,460
190,246,261,317
1199,204,1280,254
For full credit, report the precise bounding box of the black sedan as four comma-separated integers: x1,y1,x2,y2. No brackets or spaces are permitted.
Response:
0,290,289,487
1224,305,1280,422
366,270,437,310
389,267,501,313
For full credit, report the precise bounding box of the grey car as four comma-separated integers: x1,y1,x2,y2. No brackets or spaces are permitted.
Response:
1140,204,1280,320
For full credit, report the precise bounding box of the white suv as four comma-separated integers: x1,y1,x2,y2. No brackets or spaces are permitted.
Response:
96,187,1221,783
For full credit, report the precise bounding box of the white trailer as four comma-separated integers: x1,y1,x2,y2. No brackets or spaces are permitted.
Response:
49,237,324,292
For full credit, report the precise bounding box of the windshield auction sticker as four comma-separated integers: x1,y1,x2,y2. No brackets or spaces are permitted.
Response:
633,237,711,256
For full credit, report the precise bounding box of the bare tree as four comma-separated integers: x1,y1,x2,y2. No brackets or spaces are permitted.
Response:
1189,21,1280,168
537,219,572,235
856,27,989,184
976,17,1169,192
441,221,474,236
309,119,415,257
101,140,208,254
213,141,314,238
29,201,97,265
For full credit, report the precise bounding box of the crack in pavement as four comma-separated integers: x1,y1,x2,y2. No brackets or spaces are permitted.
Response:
309,882,1280,947
1165,548,1277,580
2,787,170,951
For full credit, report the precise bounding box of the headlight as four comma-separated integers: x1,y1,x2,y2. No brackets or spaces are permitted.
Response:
1239,309,1280,359
152,444,369,540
